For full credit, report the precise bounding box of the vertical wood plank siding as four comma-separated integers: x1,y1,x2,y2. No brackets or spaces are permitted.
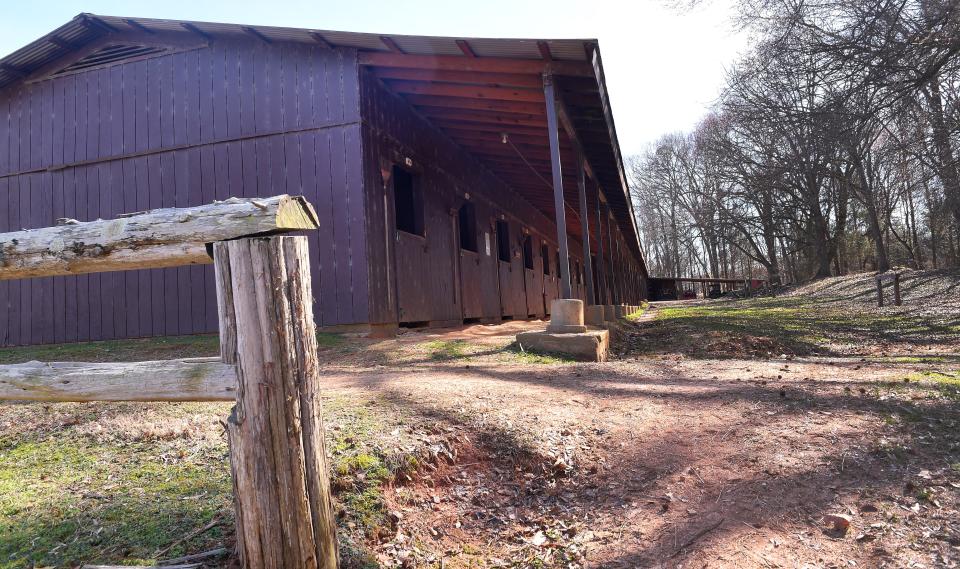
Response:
358,70,604,325
0,40,366,346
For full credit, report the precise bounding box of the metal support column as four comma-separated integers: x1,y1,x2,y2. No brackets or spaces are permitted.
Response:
543,72,572,299
595,193,608,304
604,203,618,303
576,151,596,305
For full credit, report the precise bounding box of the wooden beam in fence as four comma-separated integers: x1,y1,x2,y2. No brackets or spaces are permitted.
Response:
0,358,236,402
214,236,339,569
0,195,319,281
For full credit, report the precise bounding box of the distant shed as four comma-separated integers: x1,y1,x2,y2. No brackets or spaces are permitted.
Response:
0,14,648,345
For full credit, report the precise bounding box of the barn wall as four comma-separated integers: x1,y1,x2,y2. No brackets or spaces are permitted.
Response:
358,69,591,325
0,39,366,346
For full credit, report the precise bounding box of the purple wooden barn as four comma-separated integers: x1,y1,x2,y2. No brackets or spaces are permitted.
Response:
0,14,648,345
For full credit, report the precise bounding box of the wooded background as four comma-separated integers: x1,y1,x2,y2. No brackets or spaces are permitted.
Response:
629,0,959,284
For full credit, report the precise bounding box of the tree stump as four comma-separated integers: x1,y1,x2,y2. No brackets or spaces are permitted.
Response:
214,236,338,569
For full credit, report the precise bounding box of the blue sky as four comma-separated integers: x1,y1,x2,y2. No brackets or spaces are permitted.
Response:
0,0,747,156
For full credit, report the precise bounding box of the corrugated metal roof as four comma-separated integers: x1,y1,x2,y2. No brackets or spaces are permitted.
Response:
0,13,593,88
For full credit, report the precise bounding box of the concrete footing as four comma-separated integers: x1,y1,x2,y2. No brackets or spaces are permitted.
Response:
546,299,587,334
603,304,616,321
516,329,610,362
584,305,606,326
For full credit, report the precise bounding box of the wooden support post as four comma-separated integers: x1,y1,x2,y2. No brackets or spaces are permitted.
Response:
577,151,596,305
214,236,339,569
543,72,572,299
894,272,902,306
876,276,885,307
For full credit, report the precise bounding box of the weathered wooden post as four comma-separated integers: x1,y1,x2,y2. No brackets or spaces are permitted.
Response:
876,275,885,308
893,272,902,306
214,236,339,569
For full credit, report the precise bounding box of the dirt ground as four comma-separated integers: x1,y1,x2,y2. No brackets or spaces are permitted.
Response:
1,269,959,568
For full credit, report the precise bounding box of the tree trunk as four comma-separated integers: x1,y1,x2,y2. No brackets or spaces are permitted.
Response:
214,236,339,569
926,79,960,225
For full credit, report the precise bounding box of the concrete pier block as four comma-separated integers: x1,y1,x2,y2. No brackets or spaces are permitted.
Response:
546,298,587,334
614,305,626,318
603,304,616,321
584,304,605,327
516,329,610,362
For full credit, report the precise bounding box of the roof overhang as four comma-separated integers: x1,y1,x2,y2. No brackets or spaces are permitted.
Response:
0,13,646,274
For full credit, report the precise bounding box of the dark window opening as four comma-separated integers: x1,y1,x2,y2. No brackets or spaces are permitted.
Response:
458,202,477,252
541,244,551,275
393,166,423,236
496,220,510,262
522,235,534,270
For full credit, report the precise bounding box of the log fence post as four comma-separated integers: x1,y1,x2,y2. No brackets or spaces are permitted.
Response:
214,236,339,569
876,276,884,308
893,272,902,306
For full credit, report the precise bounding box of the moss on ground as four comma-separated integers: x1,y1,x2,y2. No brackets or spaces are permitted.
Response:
907,370,960,401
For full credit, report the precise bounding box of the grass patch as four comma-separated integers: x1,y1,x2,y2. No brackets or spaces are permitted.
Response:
625,302,650,322
422,339,471,361
324,396,415,544
0,436,231,568
505,342,576,364
0,332,347,365
0,335,220,364
907,370,960,401
317,332,346,349
636,295,960,358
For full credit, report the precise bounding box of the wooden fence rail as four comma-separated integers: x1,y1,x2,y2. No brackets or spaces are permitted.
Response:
0,195,339,569
0,194,318,280
0,358,235,402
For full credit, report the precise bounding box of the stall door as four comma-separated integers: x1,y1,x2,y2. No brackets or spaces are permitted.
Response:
495,220,526,318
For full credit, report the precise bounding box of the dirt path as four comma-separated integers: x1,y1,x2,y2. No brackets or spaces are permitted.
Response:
315,314,959,568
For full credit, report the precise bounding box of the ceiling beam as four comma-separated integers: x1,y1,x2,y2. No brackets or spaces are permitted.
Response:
181,22,213,41
0,64,26,78
380,36,404,53
358,51,594,77
455,39,477,57
429,119,548,136
47,36,79,50
373,67,543,89
404,94,545,115
309,32,333,50
80,14,118,33
242,26,272,44
124,19,154,34
385,80,543,103
417,107,546,127
537,41,553,61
